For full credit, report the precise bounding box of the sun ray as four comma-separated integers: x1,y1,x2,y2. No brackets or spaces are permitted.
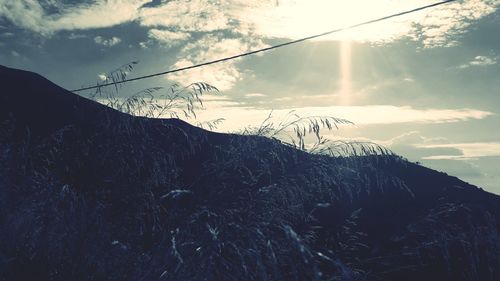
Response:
338,39,352,105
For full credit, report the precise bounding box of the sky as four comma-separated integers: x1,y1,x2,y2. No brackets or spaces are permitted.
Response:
1,0,499,194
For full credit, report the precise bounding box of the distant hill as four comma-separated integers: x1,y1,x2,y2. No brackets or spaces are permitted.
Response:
1,65,499,281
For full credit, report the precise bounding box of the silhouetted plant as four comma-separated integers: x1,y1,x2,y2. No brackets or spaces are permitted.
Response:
85,62,394,161
241,110,393,159
2,63,500,281
87,61,222,123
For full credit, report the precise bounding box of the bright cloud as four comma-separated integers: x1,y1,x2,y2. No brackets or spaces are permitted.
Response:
190,104,492,132
459,55,498,68
147,29,191,47
170,59,242,91
2,0,498,90
421,142,500,159
296,106,492,125
245,93,267,98
413,0,499,47
2,0,498,47
138,0,230,32
336,130,500,193
94,36,122,47
0,0,148,35
381,130,500,161
231,0,499,46
385,130,449,146
98,73,108,81
168,34,268,90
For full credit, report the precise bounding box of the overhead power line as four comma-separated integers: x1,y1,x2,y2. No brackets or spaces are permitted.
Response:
72,0,457,92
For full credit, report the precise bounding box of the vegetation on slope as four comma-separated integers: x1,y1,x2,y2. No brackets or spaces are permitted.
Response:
0,65,499,281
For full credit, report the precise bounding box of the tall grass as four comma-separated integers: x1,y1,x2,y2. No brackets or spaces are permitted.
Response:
85,62,394,160
88,61,221,121
1,64,499,281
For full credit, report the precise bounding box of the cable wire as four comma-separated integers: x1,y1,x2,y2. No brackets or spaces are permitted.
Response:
72,0,457,92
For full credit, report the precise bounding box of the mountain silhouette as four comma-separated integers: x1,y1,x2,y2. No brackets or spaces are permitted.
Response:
1,65,499,281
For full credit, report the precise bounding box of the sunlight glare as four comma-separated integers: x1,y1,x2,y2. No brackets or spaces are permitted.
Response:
338,39,352,105
241,0,426,42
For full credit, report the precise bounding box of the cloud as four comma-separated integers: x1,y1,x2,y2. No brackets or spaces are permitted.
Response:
0,1,46,34
381,131,500,161
11,50,20,57
385,130,449,146
0,0,148,35
94,36,122,47
303,106,492,125
422,156,500,194
422,158,485,177
334,130,499,193
138,0,230,32
98,73,108,81
231,0,500,46
147,28,191,47
190,104,492,132
68,33,87,40
245,93,267,98
187,106,498,193
0,32,14,37
414,0,499,48
3,0,498,49
170,58,241,91
381,131,462,162
168,34,268,91
421,142,500,159
459,55,498,68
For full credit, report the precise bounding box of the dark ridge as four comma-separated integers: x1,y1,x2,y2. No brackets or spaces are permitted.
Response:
0,65,499,281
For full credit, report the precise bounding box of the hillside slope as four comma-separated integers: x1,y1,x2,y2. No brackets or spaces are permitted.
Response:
0,65,499,281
